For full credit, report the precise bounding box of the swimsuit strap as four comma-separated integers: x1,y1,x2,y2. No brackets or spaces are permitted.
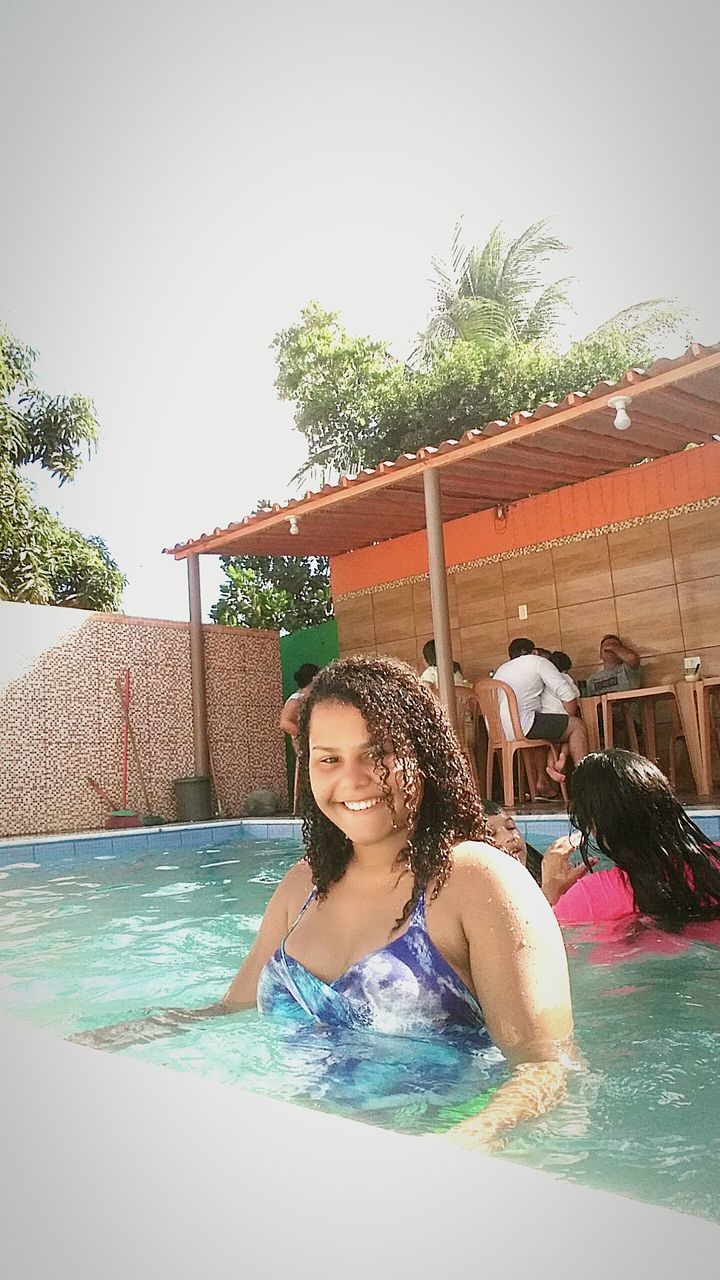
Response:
286,886,318,939
278,887,319,1020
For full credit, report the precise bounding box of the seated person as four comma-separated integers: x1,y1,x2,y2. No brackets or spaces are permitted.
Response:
419,638,469,688
536,647,580,714
585,634,641,697
420,638,475,749
550,650,573,676
542,749,720,930
493,638,588,795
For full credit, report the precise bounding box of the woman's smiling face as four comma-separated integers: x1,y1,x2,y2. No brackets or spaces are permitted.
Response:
308,700,412,850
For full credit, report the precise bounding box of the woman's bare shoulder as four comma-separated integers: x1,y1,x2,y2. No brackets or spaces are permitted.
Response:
275,856,315,909
450,839,509,875
443,840,532,900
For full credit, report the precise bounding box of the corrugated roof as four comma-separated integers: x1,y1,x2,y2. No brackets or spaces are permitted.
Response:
165,341,720,560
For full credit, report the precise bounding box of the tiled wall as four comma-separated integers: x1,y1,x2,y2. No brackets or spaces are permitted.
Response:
0,602,287,838
334,505,720,691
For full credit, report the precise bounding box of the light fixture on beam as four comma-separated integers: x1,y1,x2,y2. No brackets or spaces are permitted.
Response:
608,395,633,431
288,515,299,535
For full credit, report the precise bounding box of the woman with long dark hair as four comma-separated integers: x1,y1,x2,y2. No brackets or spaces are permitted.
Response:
543,749,720,929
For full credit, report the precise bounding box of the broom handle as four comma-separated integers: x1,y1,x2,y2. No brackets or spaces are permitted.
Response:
116,675,152,812
121,670,130,808
87,776,117,810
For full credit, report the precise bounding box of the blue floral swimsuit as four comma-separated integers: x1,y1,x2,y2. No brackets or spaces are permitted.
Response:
257,888,488,1038
255,889,504,1127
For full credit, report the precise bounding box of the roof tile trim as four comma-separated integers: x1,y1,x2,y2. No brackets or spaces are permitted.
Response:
165,341,719,556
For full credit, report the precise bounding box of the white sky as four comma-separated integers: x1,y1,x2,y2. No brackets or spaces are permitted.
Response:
2,0,719,621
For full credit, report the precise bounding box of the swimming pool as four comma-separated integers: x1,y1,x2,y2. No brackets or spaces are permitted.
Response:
1,819,719,1225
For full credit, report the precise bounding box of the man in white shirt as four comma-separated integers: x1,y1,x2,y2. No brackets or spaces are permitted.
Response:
493,637,588,795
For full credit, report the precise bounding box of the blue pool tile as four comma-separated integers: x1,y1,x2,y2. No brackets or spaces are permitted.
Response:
33,840,76,863
110,833,150,857
242,823,269,839
697,815,720,840
72,837,115,860
176,824,204,844
267,822,301,840
0,845,42,865
152,829,185,852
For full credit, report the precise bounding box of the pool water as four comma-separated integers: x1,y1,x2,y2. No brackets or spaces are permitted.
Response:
1,835,719,1224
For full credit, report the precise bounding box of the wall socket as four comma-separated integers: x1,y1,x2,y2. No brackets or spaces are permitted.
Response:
518,604,528,620
684,656,701,670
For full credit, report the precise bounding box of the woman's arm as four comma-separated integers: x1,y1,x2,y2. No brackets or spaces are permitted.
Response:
449,846,575,1148
68,862,309,1050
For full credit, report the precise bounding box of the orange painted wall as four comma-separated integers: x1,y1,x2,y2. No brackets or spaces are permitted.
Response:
330,442,720,596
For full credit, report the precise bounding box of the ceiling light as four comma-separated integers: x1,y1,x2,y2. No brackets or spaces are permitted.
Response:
608,395,632,431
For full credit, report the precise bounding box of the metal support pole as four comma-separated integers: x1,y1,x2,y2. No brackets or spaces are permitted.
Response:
422,468,459,733
187,554,210,776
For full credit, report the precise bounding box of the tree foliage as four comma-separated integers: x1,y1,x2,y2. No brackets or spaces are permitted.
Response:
272,221,690,485
211,553,332,634
0,326,125,609
415,218,572,363
272,301,405,484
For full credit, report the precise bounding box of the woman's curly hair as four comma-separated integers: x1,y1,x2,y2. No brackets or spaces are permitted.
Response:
296,652,489,926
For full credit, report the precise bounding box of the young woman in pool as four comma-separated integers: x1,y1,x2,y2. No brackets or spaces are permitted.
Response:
73,655,574,1149
221,654,574,1147
542,749,720,928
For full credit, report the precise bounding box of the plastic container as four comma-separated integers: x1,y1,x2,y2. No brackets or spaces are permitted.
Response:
173,775,212,822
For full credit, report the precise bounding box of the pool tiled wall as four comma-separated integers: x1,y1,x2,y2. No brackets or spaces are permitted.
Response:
2,813,719,869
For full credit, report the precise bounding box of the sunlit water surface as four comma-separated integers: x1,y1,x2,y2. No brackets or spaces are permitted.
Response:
1,836,718,1223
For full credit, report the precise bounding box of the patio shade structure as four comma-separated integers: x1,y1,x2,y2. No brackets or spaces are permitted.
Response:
166,342,720,755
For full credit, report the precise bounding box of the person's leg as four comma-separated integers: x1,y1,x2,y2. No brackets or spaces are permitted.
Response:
527,746,557,797
560,714,589,766
525,713,568,795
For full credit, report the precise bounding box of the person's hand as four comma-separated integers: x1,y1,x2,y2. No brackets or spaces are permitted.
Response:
541,837,597,907
601,638,622,661
421,1126,499,1155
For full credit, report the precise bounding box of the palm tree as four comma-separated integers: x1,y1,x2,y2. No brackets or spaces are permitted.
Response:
415,217,573,364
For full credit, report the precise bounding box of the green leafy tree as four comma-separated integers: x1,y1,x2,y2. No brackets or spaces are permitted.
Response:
211,554,332,634
376,322,692,462
0,325,125,608
272,301,405,483
272,221,689,482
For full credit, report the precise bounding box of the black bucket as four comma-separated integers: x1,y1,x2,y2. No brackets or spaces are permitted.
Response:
173,775,212,822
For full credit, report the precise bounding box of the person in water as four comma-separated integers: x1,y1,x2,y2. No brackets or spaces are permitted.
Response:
482,799,593,904
481,800,544,886
73,655,574,1149
542,749,720,928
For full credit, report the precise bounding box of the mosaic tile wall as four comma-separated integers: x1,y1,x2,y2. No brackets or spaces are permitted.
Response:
0,602,287,838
